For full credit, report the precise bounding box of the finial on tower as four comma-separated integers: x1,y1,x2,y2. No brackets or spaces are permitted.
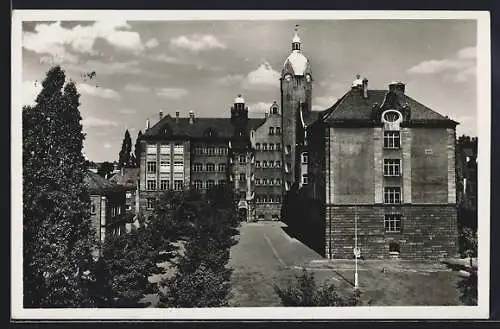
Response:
292,24,301,51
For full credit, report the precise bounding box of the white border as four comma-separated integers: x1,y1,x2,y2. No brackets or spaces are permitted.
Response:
11,10,491,320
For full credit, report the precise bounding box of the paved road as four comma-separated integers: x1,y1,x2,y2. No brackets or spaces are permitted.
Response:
228,221,323,306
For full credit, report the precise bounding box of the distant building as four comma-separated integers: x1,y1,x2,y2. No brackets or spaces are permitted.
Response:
84,171,132,254
305,79,459,259
109,167,140,227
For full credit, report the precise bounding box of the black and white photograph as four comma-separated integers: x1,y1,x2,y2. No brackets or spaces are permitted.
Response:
11,10,490,320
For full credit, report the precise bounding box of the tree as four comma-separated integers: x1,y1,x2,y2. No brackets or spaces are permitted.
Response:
134,130,143,168
118,130,133,168
97,161,114,179
23,66,96,307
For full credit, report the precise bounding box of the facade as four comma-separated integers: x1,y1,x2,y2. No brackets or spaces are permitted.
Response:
305,79,459,259
109,167,140,227
456,136,478,230
84,171,131,255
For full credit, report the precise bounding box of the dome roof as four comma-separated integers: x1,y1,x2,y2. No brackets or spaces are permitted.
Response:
234,94,245,104
284,52,309,76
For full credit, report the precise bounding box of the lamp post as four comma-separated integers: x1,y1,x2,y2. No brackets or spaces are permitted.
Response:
354,204,359,290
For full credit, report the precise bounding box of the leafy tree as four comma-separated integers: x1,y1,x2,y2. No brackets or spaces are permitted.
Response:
23,66,96,307
134,130,143,168
274,269,361,306
97,161,114,179
118,129,133,168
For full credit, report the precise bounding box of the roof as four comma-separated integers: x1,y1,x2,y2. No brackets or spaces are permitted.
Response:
284,51,309,76
320,88,457,125
85,171,126,195
143,115,265,139
109,168,139,188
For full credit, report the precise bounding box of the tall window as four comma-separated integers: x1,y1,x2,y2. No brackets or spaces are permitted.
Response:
262,178,268,185
147,180,157,191
239,154,246,164
206,180,215,189
207,146,215,156
275,161,281,168
384,214,402,232
285,145,291,154
146,198,155,210
218,163,226,172
218,147,227,155
255,161,261,168
193,163,203,172
384,187,401,204
256,143,261,150
384,159,401,176
276,127,281,135
206,163,215,172
174,180,183,191
263,160,268,168
91,204,96,214
276,143,281,151
262,143,268,151
384,131,401,149
147,161,157,174
193,147,203,155
255,178,261,185
276,178,281,185
301,152,308,164
193,180,203,189
269,127,274,135
239,173,246,182
269,178,275,185
160,179,169,190
302,174,308,185
269,144,274,151
276,196,281,203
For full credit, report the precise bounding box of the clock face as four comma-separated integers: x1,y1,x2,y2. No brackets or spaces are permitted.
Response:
305,74,311,82
383,111,400,123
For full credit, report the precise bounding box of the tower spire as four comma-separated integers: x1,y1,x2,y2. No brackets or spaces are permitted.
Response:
292,24,301,51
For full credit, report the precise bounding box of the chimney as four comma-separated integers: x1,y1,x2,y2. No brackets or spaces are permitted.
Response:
175,111,180,123
159,111,163,121
146,119,150,130
189,111,195,124
362,78,368,99
389,81,406,95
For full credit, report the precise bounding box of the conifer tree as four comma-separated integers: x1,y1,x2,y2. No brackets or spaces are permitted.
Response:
118,130,132,168
23,66,96,307
134,130,143,168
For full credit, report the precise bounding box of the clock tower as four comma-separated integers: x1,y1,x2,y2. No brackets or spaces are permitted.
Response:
281,26,312,193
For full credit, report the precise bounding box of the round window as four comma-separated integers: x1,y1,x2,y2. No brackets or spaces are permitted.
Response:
383,110,401,123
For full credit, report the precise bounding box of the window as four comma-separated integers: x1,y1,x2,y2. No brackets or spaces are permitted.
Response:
275,196,281,203
255,161,261,168
268,196,274,203
147,198,155,210
385,214,402,232
302,174,308,185
256,143,261,150
218,147,227,155
207,146,215,156
262,178,268,185
174,143,184,154
285,145,291,154
285,163,291,173
269,144,274,151
384,187,401,204
239,155,246,164
301,152,308,164
269,178,275,185
193,163,203,172
91,204,96,214
218,180,226,186
193,180,203,189
160,144,170,154
147,144,157,155
147,161,157,174
275,161,281,168
263,160,268,168
276,178,281,185
160,179,169,190
276,127,281,135
206,180,215,189
255,178,261,185
147,180,156,191
206,163,215,172
239,173,246,182
384,131,401,149
218,163,226,172
174,180,183,191
384,159,401,176
126,192,132,199
276,143,281,151
193,147,203,155
269,127,274,135
160,159,170,172
262,143,268,151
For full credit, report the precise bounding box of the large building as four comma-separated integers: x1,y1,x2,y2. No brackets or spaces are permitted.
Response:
136,28,460,259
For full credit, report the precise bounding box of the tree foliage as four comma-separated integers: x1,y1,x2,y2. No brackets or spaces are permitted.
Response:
118,130,133,168
274,269,361,306
97,161,114,179
134,130,143,168
23,66,96,307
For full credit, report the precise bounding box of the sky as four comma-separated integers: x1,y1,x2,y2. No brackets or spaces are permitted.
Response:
21,19,478,162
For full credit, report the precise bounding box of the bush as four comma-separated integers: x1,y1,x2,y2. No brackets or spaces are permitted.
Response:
274,269,361,306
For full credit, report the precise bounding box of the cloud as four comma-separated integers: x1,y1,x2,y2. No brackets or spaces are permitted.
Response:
213,74,245,86
118,108,137,114
103,143,113,149
244,62,280,89
156,87,189,99
22,80,42,106
23,20,145,64
78,83,121,100
145,38,159,48
248,102,273,113
82,117,119,128
313,96,338,111
170,34,226,52
407,46,476,83
124,83,149,93
65,60,142,76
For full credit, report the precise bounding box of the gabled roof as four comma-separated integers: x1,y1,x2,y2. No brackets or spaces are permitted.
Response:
320,88,457,126
109,168,139,188
143,115,265,139
85,171,126,195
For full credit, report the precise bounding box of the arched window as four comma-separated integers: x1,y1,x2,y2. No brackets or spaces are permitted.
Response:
269,127,274,135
